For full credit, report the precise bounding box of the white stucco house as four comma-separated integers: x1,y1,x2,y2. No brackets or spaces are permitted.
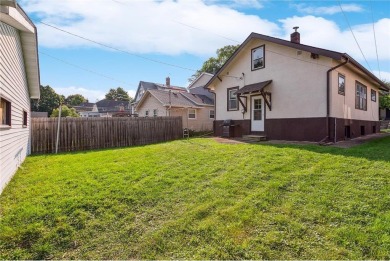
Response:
205,29,389,142
0,1,40,194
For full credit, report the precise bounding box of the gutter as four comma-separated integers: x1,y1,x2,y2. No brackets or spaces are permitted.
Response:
326,57,349,142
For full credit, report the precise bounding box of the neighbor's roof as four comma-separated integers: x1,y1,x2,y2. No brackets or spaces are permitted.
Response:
96,99,130,108
205,32,388,91
136,89,213,110
134,81,187,101
0,1,40,98
188,85,214,100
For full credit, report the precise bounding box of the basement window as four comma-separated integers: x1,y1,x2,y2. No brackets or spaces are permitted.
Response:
338,74,345,95
0,97,11,127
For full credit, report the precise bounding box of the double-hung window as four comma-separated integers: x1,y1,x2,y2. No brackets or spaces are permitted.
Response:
188,109,196,119
251,45,265,70
338,74,345,95
227,87,238,111
153,109,158,117
355,81,367,111
209,110,215,119
145,110,149,117
371,89,376,102
0,97,11,127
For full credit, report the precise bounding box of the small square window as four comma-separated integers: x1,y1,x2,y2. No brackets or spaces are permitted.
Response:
371,89,376,102
338,74,345,95
23,110,27,127
188,109,196,119
145,110,149,117
153,109,158,117
0,97,11,126
209,110,215,119
251,45,265,70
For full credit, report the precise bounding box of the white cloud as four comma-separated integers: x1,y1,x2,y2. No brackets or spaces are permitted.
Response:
205,0,264,9
127,90,136,99
294,4,363,15
279,16,390,61
21,0,278,56
54,86,106,102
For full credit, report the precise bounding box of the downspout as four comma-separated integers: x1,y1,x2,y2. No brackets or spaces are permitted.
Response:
326,56,349,142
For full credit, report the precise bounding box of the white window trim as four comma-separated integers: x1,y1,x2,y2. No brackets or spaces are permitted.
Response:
209,109,215,119
188,108,196,119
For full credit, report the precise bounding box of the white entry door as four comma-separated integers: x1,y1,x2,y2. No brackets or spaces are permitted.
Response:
251,96,264,132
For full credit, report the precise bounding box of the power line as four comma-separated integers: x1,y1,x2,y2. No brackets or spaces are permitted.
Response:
39,21,197,72
39,51,137,87
370,0,381,79
338,0,372,71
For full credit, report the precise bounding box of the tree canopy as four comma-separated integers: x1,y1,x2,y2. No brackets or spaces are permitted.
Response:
31,85,63,114
379,80,390,109
105,87,132,101
189,44,240,82
50,105,79,118
65,94,87,106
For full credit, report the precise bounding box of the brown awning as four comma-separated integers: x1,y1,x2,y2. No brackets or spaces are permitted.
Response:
235,80,272,95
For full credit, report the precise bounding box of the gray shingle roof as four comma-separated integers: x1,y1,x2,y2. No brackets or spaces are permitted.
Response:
149,90,195,107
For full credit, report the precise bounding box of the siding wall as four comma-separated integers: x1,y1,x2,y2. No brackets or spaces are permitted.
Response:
136,94,214,131
0,21,31,193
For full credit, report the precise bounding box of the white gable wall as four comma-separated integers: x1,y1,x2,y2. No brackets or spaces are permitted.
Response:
210,39,333,121
0,21,31,193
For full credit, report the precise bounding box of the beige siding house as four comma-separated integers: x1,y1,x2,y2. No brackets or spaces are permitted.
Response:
0,1,40,194
135,90,214,131
205,30,388,142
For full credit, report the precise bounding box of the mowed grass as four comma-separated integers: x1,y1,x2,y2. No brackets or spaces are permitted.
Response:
1,137,390,259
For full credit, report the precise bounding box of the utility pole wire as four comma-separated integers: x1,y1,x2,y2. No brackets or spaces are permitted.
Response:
338,0,372,71
370,0,381,79
39,51,137,87
40,22,197,72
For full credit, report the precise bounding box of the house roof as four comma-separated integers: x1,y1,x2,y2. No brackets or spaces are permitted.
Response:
134,81,187,102
188,85,214,100
96,99,130,108
0,1,40,99
205,32,388,91
236,80,272,95
136,89,213,110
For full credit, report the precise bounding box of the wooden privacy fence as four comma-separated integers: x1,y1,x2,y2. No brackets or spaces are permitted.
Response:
31,117,183,154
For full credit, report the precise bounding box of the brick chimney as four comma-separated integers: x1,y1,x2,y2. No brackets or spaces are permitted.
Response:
166,76,170,87
290,26,300,44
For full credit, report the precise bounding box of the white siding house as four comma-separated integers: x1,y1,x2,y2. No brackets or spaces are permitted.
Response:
0,1,40,194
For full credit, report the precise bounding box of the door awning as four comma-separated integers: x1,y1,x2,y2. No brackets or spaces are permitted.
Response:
235,80,272,95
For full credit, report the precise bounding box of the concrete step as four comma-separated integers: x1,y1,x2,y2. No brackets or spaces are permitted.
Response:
242,135,267,142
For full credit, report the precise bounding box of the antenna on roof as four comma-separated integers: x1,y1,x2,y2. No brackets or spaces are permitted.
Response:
293,26,299,32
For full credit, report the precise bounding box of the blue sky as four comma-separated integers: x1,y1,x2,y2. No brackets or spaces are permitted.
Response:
19,0,390,102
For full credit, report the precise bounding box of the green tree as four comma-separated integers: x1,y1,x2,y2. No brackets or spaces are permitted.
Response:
65,94,86,106
380,80,390,109
50,105,79,118
189,44,240,82
31,85,63,114
105,87,131,101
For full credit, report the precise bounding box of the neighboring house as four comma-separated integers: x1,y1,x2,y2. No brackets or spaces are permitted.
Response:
31,111,48,118
135,90,214,131
188,72,214,89
73,101,95,114
79,104,100,118
0,1,40,193
96,99,131,117
205,29,389,142
132,77,187,114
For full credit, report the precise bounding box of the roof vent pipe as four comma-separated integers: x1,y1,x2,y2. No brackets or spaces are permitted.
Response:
291,26,300,44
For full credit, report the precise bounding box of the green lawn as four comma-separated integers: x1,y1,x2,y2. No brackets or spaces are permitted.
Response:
1,137,390,259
